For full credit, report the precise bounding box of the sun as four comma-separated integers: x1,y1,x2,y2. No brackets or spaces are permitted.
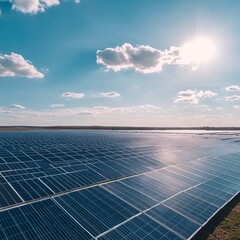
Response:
181,37,216,64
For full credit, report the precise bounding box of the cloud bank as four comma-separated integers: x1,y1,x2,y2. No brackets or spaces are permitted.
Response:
96,42,208,73
0,53,44,78
174,89,217,104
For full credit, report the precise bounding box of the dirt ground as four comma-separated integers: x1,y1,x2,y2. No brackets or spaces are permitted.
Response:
207,202,240,240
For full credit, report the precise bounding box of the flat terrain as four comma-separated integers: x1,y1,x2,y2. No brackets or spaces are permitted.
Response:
1,126,240,131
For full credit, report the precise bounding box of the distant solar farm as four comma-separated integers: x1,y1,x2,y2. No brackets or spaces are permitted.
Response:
0,130,239,240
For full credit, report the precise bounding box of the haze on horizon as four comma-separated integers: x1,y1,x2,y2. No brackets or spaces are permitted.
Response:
0,0,240,127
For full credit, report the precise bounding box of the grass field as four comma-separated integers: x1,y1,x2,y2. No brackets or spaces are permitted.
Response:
207,201,240,240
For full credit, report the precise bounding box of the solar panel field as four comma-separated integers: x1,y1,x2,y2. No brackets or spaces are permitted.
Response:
0,130,239,240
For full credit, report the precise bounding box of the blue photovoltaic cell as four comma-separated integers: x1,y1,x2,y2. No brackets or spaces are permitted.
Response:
185,187,226,208
175,164,214,180
204,179,238,195
102,181,158,210
163,191,219,224
211,176,239,191
0,176,23,208
0,199,93,240
146,170,191,191
0,183,23,208
98,214,183,240
146,204,200,239
186,154,240,183
41,169,107,194
208,173,239,188
121,174,181,202
102,160,136,176
166,166,208,183
197,183,234,202
154,168,200,186
10,179,53,201
88,162,123,180
55,186,139,237
114,158,151,174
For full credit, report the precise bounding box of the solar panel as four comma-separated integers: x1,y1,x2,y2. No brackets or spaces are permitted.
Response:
0,199,93,239
98,214,183,240
163,191,219,225
146,204,200,239
0,130,239,239
0,179,23,208
55,186,139,237
102,181,158,211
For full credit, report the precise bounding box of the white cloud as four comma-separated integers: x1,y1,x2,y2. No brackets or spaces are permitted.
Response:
97,43,162,73
6,0,59,14
225,95,240,101
72,111,93,115
0,109,12,113
4,0,81,14
174,90,199,104
8,104,26,110
0,53,44,78
200,105,212,112
225,85,240,91
50,104,65,108
91,104,161,114
203,90,217,98
101,91,120,98
0,104,162,120
93,106,110,110
233,105,240,109
96,41,213,73
174,89,217,105
61,92,85,99
136,104,160,111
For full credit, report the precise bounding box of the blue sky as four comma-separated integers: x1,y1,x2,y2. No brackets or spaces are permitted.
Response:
0,0,240,126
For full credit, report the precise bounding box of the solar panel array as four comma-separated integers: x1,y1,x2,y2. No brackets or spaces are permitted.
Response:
0,130,239,240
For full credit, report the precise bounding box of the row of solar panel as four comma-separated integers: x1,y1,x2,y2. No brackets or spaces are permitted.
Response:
1,175,238,240
1,152,239,210
0,150,204,173
1,132,232,191
1,154,239,216
0,131,225,155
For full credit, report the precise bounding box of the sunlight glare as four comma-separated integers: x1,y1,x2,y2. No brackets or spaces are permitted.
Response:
181,37,216,64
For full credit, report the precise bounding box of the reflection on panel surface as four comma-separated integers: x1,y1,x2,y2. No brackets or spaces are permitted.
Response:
0,130,239,239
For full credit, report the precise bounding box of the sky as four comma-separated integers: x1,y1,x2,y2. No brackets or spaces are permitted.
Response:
0,0,240,127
